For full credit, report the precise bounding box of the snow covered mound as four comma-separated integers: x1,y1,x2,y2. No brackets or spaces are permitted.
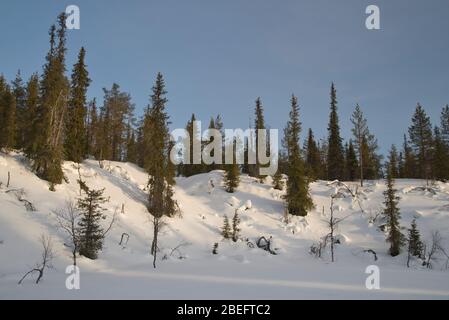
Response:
1,152,449,299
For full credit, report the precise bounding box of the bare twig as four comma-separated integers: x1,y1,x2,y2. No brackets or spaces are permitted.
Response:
54,201,80,266
18,235,54,284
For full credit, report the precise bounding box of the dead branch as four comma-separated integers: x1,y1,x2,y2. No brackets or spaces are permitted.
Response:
102,206,119,237
18,235,54,284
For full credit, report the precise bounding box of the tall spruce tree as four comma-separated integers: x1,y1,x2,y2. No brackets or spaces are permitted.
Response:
284,95,314,216
144,73,176,217
304,128,322,181
144,73,177,267
33,14,70,190
253,97,267,181
327,83,345,181
350,104,370,186
12,71,26,149
86,98,98,157
0,80,16,150
383,158,405,257
181,114,204,176
408,104,433,182
23,74,40,157
125,123,137,163
65,47,91,163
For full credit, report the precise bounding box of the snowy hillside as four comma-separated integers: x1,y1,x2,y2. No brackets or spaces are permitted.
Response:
1,151,449,299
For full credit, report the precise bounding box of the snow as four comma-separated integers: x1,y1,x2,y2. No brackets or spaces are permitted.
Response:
0,151,449,299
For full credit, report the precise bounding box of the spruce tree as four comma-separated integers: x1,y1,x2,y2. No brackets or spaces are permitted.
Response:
284,95,314,216
272,170,284,190
221,215,231,239
432,126,449,181
387,144,399,179
125,124,137,163
407,219,423,258
33,15,70,190
0,81,16,150
402,134,417,178
65,47,91,163
86,99,98,157
12,70,26,149
77,180,108,260
253,97,267,182
181,114,204,176
304,128,322,181
232,210,241,242
327,83,345,181
344,140,358,181
382,161,405,257
99,84,134,161
144,73,177,218
224,139,240,193
350,104,370,186
408,104,433,182
23,74,40,157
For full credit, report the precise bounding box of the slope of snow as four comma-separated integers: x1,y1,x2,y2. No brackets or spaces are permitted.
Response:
0,152,449,299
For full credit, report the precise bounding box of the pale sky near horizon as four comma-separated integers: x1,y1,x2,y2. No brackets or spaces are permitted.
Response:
1,0,448,154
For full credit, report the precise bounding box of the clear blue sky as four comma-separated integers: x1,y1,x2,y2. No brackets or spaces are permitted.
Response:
1,0,448,154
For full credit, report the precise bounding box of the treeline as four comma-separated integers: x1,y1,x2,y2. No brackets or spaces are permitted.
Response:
1,13,448,211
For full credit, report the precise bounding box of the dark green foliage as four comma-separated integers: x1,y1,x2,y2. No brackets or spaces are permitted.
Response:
232,210,241,242
382,162,405,257
327,83,345,180
432,127,449,181
408,104,433,181
23,74,40,157
180,114,205,176
272,170,284,190
221,215,231,239
401,135,417,178
0,77,16,150
12,71,26,149
252,97,267,181
344,140,358,181
387,144,399,179
407,219,423,258
33,14,70,189
144,73,177,218
224,140,240,193
125,123,137,163
284,95,314,216
304,128,323,181
65,47,91,163
77,180,108,260
86,99,98,157
350,104,370,185
97,83,134,161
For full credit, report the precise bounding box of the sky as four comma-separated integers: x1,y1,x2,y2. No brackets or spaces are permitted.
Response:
1,0,448,154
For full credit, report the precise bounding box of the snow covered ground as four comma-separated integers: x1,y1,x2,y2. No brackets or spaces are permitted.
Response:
1,151,448,299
